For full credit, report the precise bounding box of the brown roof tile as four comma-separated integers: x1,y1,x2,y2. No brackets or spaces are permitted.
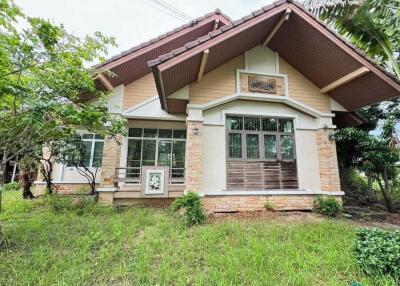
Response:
94,9,231,69
148,0,399,87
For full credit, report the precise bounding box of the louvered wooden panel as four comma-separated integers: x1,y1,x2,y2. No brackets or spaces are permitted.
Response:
227,161,298,190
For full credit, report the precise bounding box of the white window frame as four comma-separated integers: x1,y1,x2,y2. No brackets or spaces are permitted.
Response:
82,133,105,168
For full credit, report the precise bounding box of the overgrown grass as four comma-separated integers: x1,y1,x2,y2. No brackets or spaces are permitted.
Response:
0,191,396,285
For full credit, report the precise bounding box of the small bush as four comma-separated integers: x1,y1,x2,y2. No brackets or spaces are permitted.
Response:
46,195,96,215
171,192,206,226
264,201,275,211
1,182,21,192
354,228,400,280
314,196,342,217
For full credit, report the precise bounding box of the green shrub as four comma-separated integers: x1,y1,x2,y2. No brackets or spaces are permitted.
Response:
264,201,276,211
314,196,342,217
348,169,369,193
46,195,96,216
1,182,21,192
171,192,206,226
354,228,400,280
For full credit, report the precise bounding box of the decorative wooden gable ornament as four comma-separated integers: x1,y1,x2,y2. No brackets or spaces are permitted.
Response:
248,75,277,94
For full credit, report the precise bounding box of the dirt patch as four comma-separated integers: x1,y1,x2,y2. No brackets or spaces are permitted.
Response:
208,210,400,230
209,210,322,224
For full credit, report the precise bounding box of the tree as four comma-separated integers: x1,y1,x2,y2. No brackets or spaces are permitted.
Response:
18,156,38,199
0,0,126,195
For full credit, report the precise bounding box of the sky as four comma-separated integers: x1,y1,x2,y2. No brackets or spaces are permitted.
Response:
15,0,274,59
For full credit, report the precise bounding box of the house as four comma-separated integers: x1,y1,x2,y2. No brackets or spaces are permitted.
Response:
34,0,400,212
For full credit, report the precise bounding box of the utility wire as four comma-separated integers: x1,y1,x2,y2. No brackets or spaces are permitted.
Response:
142,0,193,22
150,0,193,21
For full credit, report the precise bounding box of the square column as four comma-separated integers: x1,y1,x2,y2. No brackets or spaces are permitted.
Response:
98,135,121,204
185,121,203,193
316,129,341,192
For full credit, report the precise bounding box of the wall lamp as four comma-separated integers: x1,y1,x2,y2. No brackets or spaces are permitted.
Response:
192,126,199,136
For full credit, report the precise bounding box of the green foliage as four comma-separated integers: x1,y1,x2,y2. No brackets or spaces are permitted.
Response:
348,170,369,193
0,191,397,285
171,192,206,226
354,228,400,280
0,0,125,176
314,196,343,217
264,201,276,211
0,182,21,192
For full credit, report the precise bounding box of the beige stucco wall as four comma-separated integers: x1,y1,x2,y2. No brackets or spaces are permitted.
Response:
188,47,331,114
202,100,324,194
123,73,158,110
189,55,244,104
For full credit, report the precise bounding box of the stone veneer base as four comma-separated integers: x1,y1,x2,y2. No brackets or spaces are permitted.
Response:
202,195,334,214
97,192,342,214
34,183,96,195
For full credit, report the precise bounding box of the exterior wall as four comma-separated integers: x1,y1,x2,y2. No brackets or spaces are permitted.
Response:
35,183,94,195
189,55,244,104
123,73,158,110
295,130,322,191
316,129,341,192
185,121,203,193
202,195,317,213
202,125,226,192
279,58,331,113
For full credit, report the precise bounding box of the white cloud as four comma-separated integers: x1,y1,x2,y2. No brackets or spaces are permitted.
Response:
15,0,274,57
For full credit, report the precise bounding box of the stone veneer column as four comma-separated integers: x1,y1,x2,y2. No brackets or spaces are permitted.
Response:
316,129,341,192
98,135,121,204
185,121,203,194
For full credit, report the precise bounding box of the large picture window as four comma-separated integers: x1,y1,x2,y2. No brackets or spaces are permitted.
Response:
126,128,186,183
227,116,295,161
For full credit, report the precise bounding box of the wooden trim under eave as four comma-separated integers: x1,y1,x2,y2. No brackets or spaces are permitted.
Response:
320,67,370,93
197,49,210,82
96,74,115,91
262,8,291,47
290,4,400,94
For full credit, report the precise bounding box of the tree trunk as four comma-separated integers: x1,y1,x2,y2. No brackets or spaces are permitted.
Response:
41,159,53,194
20,173,34,199
367,175,372,196
0,149,8,186
377,172,394,213
338,165,350,192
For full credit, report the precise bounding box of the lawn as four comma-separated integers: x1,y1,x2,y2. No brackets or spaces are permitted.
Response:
0,191,396,286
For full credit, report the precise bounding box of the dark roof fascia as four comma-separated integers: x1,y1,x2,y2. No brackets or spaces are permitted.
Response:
94,10,232,71
152,65,168,111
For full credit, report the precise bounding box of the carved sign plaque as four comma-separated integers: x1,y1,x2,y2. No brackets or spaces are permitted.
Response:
248,75,277,94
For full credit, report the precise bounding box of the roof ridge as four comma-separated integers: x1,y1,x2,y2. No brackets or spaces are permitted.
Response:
148,0,289,67
94,9,231,69
147,0,399,85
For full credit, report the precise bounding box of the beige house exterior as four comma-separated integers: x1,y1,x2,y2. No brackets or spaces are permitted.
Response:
35,0,400,213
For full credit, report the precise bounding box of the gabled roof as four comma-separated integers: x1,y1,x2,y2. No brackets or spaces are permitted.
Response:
94,10,231,87
149,0,400,112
